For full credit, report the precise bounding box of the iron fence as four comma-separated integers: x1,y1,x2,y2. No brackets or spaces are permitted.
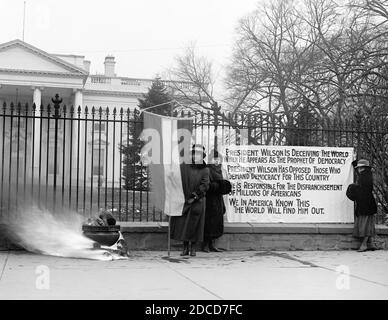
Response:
0,97,387,223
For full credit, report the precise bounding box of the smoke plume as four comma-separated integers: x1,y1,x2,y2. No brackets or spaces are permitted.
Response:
1,204,124,261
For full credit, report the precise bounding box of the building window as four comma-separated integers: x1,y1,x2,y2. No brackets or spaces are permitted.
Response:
49,120,62,132
48,145,59,175
12,118,25,129
93,148,105,176
11,139,25,154
93,123,106,133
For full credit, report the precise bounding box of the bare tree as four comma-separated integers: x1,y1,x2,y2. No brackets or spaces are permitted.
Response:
168,45,219,113
226,0,323,144
228,0,388,120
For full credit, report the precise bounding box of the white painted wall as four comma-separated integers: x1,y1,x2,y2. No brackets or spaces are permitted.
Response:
0,47,70,72
83,93,138,110
53,54,87,70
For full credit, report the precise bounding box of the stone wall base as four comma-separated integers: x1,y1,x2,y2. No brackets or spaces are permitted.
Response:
121,223,388,251
1,222,388,251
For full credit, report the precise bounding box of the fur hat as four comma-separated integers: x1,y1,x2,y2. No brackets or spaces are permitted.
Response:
191,144,206,157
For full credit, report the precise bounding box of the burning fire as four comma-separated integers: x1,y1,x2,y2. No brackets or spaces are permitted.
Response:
1,205,126,261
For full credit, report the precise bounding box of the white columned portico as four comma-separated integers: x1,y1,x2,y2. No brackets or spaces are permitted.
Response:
74,89,83,109
0,87,3,180
0,84,3,107
33,87,41,107
31,87,43,183
0,84,4,109
72,89,84,178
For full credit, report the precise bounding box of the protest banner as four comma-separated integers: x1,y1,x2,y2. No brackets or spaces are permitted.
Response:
222,145,354,223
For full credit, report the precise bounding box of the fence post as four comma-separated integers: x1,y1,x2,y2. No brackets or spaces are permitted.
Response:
213,102,220,152
52,94,62,207
355,109,362,157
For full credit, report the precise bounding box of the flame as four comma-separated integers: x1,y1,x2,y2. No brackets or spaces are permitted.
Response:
1,205,125,261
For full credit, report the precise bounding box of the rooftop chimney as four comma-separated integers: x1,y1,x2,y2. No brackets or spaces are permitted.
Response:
104,55,116,77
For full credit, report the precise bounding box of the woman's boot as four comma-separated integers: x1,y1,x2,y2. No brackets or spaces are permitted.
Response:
190,242,196,256
209,239,222,252
201,241,210,253
180,241,189,256
358,237,368,252
367,237,377,251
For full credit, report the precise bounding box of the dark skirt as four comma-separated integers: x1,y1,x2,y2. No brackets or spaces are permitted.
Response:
170,202,205,242
204,209,224,241
353,215,376,238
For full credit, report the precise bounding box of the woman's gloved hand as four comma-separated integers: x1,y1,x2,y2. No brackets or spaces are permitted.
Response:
187,192,199,204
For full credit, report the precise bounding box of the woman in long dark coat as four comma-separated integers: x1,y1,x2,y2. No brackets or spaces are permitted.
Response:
202,150,231,252
348,159,378,252
170,144,210,257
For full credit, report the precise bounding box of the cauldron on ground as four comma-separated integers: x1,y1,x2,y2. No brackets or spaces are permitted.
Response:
82,225,121,246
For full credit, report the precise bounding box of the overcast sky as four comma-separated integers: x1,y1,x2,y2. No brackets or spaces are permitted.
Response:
0,0,259,84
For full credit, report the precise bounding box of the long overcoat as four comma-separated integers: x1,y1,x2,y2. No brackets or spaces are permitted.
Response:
349,161,377,216
170,163,210,242
354,173,377,217
204,164,226,241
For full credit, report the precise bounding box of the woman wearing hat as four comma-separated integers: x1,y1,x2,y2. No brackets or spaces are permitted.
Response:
170,144,210,256
202,149,231,252
349,159,378,252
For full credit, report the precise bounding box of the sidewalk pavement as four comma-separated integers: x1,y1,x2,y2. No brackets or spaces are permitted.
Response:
0,249,387,299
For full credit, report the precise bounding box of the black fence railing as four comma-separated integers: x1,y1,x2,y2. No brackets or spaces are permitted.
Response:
0,98,387,223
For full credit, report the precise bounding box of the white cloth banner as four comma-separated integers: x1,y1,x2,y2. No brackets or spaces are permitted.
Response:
222,145,354,223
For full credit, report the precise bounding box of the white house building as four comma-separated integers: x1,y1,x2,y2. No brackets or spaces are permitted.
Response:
0,39,201,202
0,39,195,110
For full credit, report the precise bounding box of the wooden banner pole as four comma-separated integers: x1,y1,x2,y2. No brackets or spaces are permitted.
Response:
168,215,171,257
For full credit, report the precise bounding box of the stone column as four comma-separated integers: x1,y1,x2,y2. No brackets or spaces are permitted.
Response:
0,90,3,182
74,89,83,109
32,87,42,183
0,84,3,107
72,89,84,184
33,87,41,107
